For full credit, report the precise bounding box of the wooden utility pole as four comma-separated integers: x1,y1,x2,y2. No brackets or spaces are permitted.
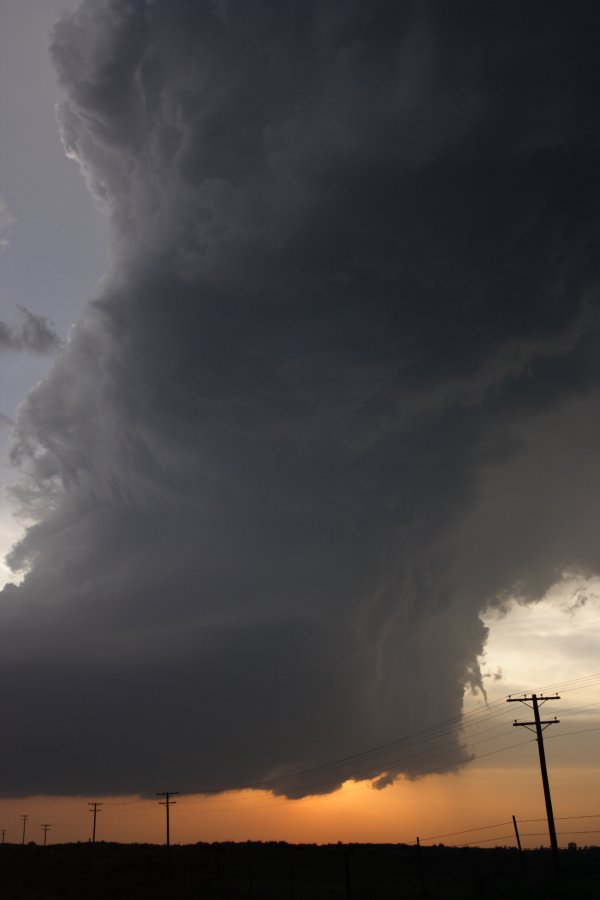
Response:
41,824,51,846
508,693,560,881
156,792,178,848
20,815,28,845
0,828,6,844
88,802,103,843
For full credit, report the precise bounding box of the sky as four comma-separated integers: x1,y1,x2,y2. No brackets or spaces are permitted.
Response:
0,0,599,847
0,0,107,585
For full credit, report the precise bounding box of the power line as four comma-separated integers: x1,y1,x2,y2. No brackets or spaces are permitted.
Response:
420,820,511,842
103,809,162,821
555,829,600,836
28,673,592,835
183,673,597,798
103,798,150,807
519,814,600,825
94,734,533,824
554,700,600,717
545,725,600,740
458,833,514,847
191,695,515,796
144,674,595,805
182,737,534,815
531,673,600,694
398,812,600,847
66,681,598,823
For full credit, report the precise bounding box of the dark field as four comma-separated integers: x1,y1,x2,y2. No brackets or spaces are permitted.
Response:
0,840,598,899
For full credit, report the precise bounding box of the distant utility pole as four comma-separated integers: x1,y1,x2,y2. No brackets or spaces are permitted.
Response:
0,828,6,844
508,693,560,881
20,815,28,845
88,802,103,844
156,792,178,848
512,815,527,881
41,824,51,846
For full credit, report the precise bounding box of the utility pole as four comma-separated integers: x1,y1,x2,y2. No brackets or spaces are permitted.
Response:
88,802,103,843
156,792,178,848
20,815,28,845
0,828,6,844
41,824,51,846
508,693,560,881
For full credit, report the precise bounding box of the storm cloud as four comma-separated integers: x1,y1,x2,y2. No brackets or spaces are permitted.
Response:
2,0,600,798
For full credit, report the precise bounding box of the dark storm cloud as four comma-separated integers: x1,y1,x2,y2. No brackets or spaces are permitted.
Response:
0,307,61,354
2,0,600,797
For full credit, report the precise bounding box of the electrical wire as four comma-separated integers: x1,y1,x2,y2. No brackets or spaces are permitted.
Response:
223,673,600,797
57,674,596,817
545,725,600,740
420,820,511,842
188,696,514,797
180,737,534,815
34,672,597,827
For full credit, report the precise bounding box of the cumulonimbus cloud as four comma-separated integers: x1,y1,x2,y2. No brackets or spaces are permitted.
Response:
1,0,600,798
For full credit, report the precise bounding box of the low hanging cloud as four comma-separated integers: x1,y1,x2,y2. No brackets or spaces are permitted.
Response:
0,306,61,354
1,0,600,798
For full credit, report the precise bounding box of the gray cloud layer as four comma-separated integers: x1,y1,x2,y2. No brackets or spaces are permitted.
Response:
0,307,61,354
1,0,600,798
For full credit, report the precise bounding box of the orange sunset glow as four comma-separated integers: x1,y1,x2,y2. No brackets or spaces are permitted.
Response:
4,764,599,848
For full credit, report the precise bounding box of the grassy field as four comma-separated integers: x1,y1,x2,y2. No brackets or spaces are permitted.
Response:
0,840,598,899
